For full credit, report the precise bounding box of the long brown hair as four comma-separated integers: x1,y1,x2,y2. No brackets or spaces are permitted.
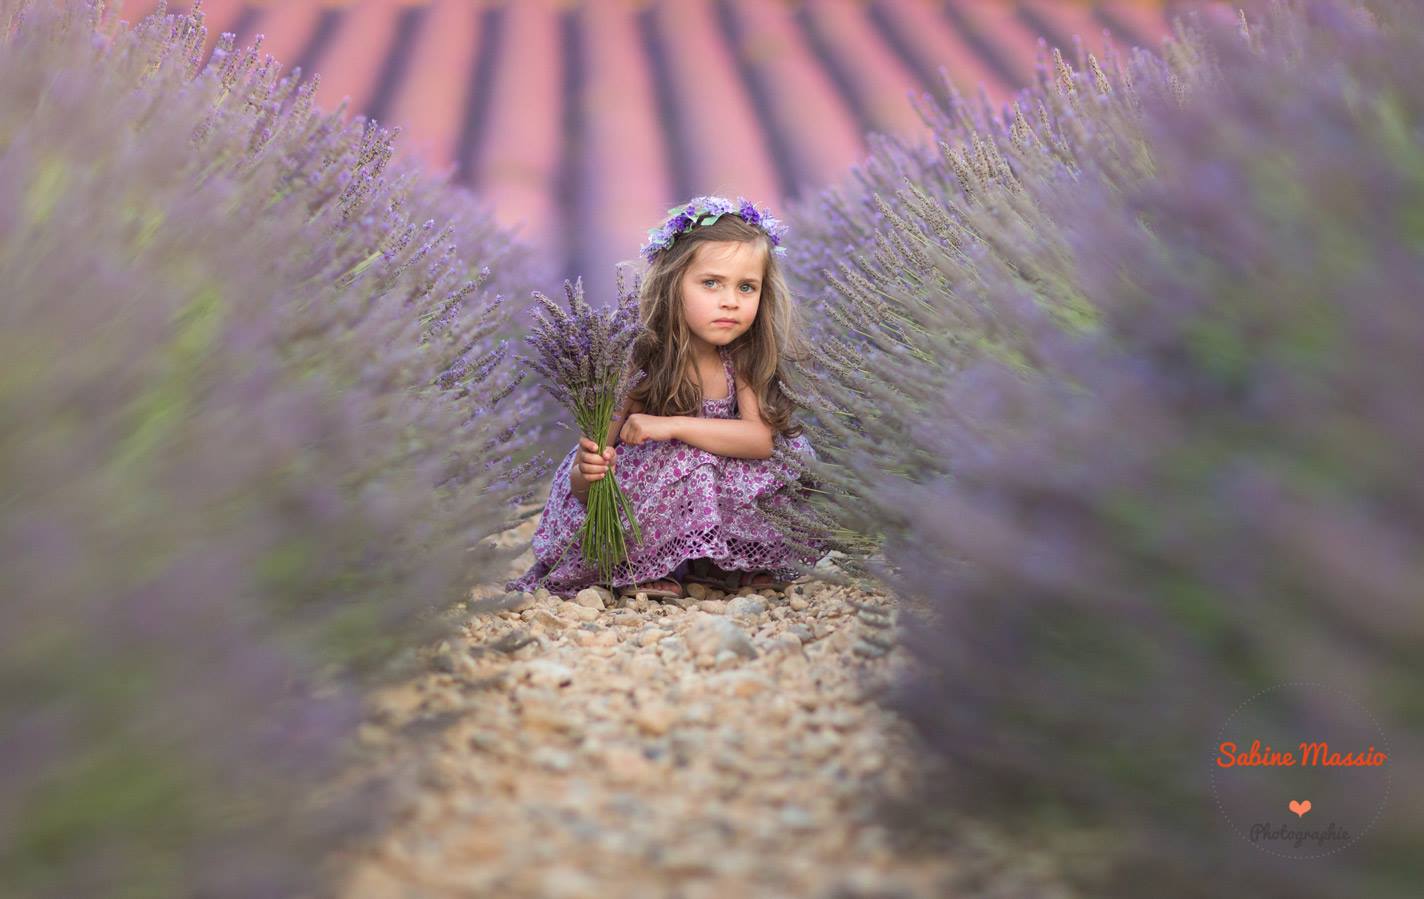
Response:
627,213,811,438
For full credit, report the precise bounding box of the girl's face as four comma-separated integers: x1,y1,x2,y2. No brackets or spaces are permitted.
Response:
678,240,766,354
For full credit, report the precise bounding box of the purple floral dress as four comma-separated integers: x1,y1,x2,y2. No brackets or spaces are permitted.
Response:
506,345,828,598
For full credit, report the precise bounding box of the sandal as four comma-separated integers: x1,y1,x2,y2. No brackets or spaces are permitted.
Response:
617,574,685,600
683,558,792,593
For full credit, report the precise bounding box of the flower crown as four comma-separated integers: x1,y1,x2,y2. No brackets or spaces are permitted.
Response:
641,195,790,262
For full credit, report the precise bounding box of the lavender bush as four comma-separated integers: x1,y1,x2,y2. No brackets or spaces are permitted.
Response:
781,1,1422,896
771,39,1123,586
1,1,545,894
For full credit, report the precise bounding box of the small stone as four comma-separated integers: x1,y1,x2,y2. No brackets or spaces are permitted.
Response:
603,746,654,784
633,703,676,735
708,670,772,697
678,702,714,725
713,649,740,669
628,654,662,679
769,633,804,654
530,745,574,772
725,596,766,620
521,701,580,736
686,582,708,600
539,867,600,899
573,587,606,610
561,602,601,622
778,805,816,830
787,623,814,644
522,659,575,689
789,595,809,611
429,650,457,673
686,616,758,660
657,636,687,656
466,729,502,752
571,629,619,647
697,599,727,614
775,650,809,673
529,609,568,631
658,847,717,876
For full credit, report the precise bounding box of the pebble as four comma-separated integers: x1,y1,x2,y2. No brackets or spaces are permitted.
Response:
571,629,619,648
529,609,569,631
521,659,575,689
632,703,677,735
602,746,655,784
779,806,817,830
530,746,574,773
626,654,661,680
685,616,758,660
706,670,772,698
573,587,607,610
786,623,814,644
560,602,601,623
725,596,766,620
656,635,686,656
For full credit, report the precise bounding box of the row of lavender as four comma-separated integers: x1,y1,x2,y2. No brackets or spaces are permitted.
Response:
0,1,555,895
778,1,1422,896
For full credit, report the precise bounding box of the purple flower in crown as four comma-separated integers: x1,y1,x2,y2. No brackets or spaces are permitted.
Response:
640,194,790,261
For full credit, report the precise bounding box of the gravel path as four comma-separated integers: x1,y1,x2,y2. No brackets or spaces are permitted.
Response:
335,515,1071,899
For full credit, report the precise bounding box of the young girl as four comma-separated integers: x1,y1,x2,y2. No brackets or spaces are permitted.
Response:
505,195,828,600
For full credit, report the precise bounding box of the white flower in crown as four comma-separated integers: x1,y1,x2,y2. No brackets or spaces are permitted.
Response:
641,195,790,262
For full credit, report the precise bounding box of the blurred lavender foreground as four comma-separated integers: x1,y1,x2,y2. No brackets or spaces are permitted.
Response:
0,1,547,895
781,0,1423,896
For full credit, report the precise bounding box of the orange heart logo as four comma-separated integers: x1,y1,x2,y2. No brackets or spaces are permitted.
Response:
1289,799,1312,818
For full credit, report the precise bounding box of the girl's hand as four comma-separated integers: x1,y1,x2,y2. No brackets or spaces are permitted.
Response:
574,437,615,485
619,413,674,446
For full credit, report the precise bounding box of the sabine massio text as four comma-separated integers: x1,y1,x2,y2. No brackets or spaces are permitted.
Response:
1217,740,1388,768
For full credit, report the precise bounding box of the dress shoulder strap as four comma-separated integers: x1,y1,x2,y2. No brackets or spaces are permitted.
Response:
719,345,736,399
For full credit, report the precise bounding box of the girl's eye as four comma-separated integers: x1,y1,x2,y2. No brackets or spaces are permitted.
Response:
703,279,717,288
740,283,755,293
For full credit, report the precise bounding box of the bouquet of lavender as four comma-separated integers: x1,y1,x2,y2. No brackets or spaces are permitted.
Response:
524,271,648,587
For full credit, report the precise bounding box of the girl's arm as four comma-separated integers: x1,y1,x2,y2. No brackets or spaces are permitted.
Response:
668,371,774,459
668,416,775,460
607,394,643,448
